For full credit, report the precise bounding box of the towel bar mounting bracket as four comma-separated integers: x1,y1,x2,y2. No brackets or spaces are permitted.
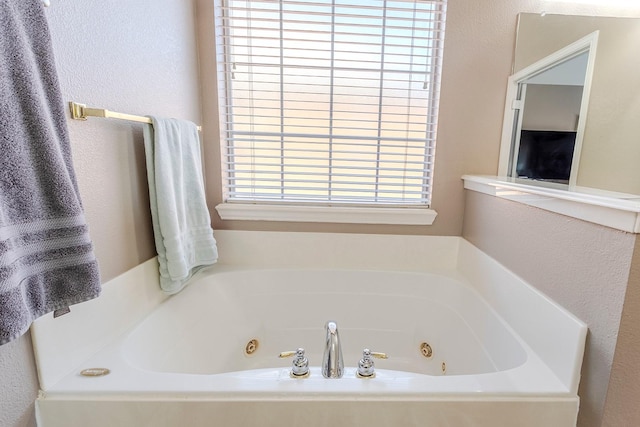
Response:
69,102,88,121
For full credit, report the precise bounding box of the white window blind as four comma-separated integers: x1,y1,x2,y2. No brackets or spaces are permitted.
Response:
216,0,446,206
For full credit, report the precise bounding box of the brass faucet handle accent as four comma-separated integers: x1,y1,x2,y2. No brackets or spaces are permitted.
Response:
279,348,306,359
369,351,388,359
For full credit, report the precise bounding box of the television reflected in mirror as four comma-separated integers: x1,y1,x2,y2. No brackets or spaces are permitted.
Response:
516,130,576,183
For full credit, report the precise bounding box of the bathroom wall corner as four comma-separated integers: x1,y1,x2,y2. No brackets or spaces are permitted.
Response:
462,189,636,427
601,234,640,426
0,333,39,427
0,2,203,427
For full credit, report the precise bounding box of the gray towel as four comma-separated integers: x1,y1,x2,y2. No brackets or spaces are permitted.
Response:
0,0,101,345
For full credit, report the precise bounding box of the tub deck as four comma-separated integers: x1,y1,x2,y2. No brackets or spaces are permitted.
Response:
40,344,569,398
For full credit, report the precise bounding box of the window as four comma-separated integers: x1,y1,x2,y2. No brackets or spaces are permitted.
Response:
214,0,446,221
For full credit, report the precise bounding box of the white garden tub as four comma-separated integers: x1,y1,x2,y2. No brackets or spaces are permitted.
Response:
32,232,587,427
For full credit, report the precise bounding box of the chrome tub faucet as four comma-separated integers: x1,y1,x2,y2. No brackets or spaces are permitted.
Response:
322,321,344,378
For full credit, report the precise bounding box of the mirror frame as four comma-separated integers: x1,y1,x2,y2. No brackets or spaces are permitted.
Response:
497,31,599,187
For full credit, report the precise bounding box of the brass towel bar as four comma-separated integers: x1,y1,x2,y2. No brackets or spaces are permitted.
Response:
68,102,202,131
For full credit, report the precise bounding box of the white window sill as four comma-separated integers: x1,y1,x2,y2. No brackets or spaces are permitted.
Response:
463,175,640,233
215,203,437,225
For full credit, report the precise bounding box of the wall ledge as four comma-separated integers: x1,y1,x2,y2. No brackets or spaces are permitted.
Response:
215,202,437,225
463,175,640,233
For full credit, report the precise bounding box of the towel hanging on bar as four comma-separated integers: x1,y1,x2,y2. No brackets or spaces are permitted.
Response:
142,117,218,294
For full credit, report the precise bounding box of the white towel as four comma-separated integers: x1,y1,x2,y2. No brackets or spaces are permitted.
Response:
143,117,217,294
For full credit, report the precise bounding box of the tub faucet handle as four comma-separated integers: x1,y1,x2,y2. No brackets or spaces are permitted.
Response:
369,350,388,360
279,348,309,378
356,348,388,378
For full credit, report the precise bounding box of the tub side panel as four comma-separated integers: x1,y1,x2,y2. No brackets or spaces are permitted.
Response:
456,240,587,394
30,258,167,390
448,285,528,371
36,397,579,427
213,231,461,272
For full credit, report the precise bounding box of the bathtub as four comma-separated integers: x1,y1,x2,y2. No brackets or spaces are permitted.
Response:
32,231,587,427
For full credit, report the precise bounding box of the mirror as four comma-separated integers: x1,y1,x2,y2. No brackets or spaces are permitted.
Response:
498,13,640,196
500,34,595,186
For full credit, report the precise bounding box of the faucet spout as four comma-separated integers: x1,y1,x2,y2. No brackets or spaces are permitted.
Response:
322,321,344,378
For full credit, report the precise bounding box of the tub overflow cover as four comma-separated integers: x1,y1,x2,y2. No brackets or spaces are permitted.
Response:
80,368,110,377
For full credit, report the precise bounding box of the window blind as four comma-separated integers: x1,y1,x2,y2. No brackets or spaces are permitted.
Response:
216,0,446,206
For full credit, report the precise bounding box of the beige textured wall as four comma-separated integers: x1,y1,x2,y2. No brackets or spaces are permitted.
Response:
0,1,201,426
50,1,202,281
200,0,523,235
515,14,640,195
462,190,637,427
3,2,640,427
602,234,640,426
197,0,640,235
0,335,39,427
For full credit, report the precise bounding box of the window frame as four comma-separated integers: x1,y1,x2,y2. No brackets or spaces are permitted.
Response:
213,0,445,225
